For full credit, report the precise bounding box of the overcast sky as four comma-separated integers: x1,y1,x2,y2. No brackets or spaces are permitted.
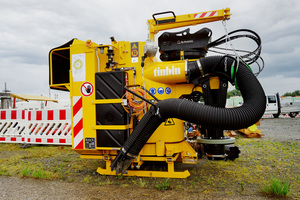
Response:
0,0,299,99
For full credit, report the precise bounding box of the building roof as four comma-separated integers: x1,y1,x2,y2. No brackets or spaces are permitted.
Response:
10,93,58,103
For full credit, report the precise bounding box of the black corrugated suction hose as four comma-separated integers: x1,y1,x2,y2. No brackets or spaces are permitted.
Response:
160,56,266,129
111,56,266,174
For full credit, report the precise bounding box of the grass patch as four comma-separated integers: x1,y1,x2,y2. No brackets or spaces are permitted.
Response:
0,139,299,198
155,178,171,191
263,176,291,197
21,167,30,177
32,169,51,179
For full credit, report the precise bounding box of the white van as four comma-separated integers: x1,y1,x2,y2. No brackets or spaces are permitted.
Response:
265,93,300,118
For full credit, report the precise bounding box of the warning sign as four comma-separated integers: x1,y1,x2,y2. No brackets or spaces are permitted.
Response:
80,82,94,97
164,118,175,126
131,42,139,63
131,49,139,57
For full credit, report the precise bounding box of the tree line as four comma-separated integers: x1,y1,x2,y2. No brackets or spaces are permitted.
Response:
227,89,300,98
283,90,300,96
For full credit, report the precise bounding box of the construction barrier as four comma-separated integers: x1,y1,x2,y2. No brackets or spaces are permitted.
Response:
262,114,300,118
1,109,298,145
0,109,26,143
0,109,72,145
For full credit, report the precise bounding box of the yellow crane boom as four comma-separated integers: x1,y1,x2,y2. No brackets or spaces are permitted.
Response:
147,8,231,40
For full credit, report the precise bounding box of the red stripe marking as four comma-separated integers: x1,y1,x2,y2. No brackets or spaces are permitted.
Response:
1,111,6,120
11,137,16,141
22,138,25,142
47,139,53,143
36,138,42,143
75,140,83,149
22,110,25,119
27,138,30,142
59,139,66,143
60,110,66,120
36,111,42,120
209,11,217,16
73,118,83,138
200,12,207,18
73,97,82,116
11,110,17,120
28,111,31,121
0,137,5,141
48,110,54,120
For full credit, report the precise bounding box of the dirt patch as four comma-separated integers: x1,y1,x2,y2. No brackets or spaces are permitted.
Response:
0,117,299,199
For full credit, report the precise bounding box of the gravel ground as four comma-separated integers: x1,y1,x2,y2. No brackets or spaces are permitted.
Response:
0,116,299,200
260,117,300,141
0,176,276,200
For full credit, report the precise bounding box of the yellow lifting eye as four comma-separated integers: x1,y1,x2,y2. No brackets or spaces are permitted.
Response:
85,39,92,47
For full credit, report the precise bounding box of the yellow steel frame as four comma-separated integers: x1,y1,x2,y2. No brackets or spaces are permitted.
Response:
81,139,197,178
95,154,190,178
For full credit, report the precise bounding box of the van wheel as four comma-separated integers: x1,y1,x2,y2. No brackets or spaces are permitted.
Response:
289,112,297,118
273,114,279,118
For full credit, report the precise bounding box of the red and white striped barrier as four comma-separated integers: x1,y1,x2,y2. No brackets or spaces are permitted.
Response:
262,114,300,118
0,109,72,145
0,110,26,143
26,109,71,145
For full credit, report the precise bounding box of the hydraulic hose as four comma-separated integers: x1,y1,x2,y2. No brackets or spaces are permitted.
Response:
111,55,266,174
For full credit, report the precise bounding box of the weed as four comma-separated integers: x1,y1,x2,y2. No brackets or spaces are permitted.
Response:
62,157,70,162
22,167,30,177
207,177,212,185
263,176,290,197
0,168,8,176
138,179,147,187
132,178,147,187
176,185,183,189
194,176,200,182
117,174,124,179
53,167,61,173
21,155,32,159
190,181,196,189
83,175,91,183
107,179,113,185
121,184,130,187
32,170,50,179
239,182,245,192
156,178,171,191
98,181,106,186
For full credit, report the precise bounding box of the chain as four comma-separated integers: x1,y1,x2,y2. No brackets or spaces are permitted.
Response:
222,20,246,67
222,20,229,72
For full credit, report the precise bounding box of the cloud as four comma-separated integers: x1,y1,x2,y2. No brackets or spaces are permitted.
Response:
259,75,300,95
0,0,299,98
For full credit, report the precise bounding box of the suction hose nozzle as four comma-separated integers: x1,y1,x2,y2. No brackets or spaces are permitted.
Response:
111,56,266,175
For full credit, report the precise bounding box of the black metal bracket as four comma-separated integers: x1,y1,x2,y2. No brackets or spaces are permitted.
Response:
152,11,176,25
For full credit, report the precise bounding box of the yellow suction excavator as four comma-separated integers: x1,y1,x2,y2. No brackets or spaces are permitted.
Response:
49,8,266,178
